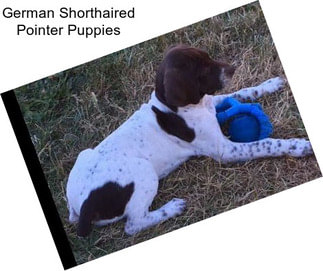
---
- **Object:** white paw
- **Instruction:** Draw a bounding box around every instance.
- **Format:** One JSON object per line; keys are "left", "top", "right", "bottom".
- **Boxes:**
{"left": 261, "top": 77, "right": 285, "bottom": 93}
{"left": 288, "top": 139, "right": 313, "bottom": 157}
{"left": 162, "top": 198, "right": 187, "bottom": 217}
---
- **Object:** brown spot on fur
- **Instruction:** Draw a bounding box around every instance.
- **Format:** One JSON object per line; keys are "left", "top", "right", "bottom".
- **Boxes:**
{"left": 152, "top": 105, "right": 195, "bottom": 142}
{"left": 77, "top": 182, "right": 134, "bottom": 237}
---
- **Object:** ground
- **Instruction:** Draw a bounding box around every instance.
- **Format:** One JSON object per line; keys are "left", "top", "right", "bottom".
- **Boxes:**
{"left": 14, "top": 2, "right": 321, "bottom": 265}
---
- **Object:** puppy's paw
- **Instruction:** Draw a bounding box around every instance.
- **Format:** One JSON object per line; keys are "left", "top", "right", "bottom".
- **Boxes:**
{"left": 288, "top": 139, "right": 313, "bottom": 157}
{"left": 162, "top": 198, "right": 187, "bottom": 217}
{"left": 261, "top": 77, "right": 286, "bottom": 93}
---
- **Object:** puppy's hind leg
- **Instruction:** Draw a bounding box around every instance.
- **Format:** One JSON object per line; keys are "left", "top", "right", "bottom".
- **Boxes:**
{"left": 125, "top": 198, "right": 186, "bottom": 235}
{"left": 123, "top": 162, "right": 186, "bottom": 235}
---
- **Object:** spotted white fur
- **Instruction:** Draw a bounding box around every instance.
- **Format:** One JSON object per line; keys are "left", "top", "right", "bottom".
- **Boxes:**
{"left": 66, "top": 77, "right": 312, "bottom": 235}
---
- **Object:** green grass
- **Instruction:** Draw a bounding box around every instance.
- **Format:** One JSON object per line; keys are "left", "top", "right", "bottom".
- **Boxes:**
{"left": 14, "top": 2, "right": 321, "bottom": 265}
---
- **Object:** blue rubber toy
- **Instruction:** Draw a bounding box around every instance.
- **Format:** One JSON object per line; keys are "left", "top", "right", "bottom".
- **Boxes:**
{"left": 216, "top": 97, "right": 273, "bottom": 142}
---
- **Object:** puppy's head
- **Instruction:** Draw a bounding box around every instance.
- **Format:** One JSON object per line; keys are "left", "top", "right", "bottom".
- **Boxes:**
{"left": 155, "top": 45, "right": 235, "bottom": 110}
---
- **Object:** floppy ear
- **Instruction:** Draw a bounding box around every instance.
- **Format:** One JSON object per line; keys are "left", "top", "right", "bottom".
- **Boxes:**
{"left": 163, "top": 68, "right": 200, "bottom": 107}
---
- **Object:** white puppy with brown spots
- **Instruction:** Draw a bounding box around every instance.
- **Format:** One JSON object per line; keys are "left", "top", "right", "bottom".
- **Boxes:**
{"left": 66, "top": 45, "right": 312, "bottom": 237}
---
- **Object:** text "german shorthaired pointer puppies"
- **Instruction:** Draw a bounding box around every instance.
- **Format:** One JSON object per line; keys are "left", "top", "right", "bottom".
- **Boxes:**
{"left": 66, "top": 45, "right": 312, "bottom": 237}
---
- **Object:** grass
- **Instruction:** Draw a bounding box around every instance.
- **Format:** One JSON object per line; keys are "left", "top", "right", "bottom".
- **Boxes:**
{"left": 14, "top": 1, "right": 321, "bottom": 265}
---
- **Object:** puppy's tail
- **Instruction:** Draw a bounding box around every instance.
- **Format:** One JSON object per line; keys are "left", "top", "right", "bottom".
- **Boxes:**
{"left": 77, "top": 201, "right": 92, "bottom": 237}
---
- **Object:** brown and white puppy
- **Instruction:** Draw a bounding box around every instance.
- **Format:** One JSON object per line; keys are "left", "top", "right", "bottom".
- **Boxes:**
{"left": 66, "top": 45, "right": 312, "bottom": 237}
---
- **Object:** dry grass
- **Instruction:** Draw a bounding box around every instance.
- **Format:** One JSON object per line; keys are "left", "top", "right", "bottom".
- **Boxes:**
{"left": 14, "top": 2, "right": 321, "bottom": 265}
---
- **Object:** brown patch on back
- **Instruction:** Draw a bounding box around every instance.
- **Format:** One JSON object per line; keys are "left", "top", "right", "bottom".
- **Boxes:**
{"left": 152, "top": 105, "right": 195, "bottom": 142}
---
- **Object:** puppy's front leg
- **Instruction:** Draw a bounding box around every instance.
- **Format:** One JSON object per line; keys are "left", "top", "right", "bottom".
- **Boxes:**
{"left": 230, "top": 77, "right": 285, "bottom": 102}
{"left": 218, "top": 137, "right": 313, "bottom": 163}
{"left": 213, "top": 77, "right": 285, "bottom": 106}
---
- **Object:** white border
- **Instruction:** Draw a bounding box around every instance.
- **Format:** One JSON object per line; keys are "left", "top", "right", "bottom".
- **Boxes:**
{"left": 0, "top": 0, "right": 322, "bottom": 270}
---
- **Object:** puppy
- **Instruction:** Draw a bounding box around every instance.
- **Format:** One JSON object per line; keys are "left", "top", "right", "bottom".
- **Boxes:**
{"left": 66, "top": 45, "right": 312, "bottom": 237}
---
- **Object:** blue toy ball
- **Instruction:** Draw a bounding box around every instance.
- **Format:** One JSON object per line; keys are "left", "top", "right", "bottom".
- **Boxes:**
{"left": 216, "top": 97, "right": 273, "bottom": 142}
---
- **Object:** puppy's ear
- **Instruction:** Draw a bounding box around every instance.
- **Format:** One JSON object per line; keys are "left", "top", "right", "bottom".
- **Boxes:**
{"left": 163, "top": 68, "right": 200, "bottom": 107}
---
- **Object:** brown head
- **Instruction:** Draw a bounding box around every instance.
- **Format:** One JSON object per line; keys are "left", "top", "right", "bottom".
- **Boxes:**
{"left": 155, "top": 45, "right": 235, "bottom": 111}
